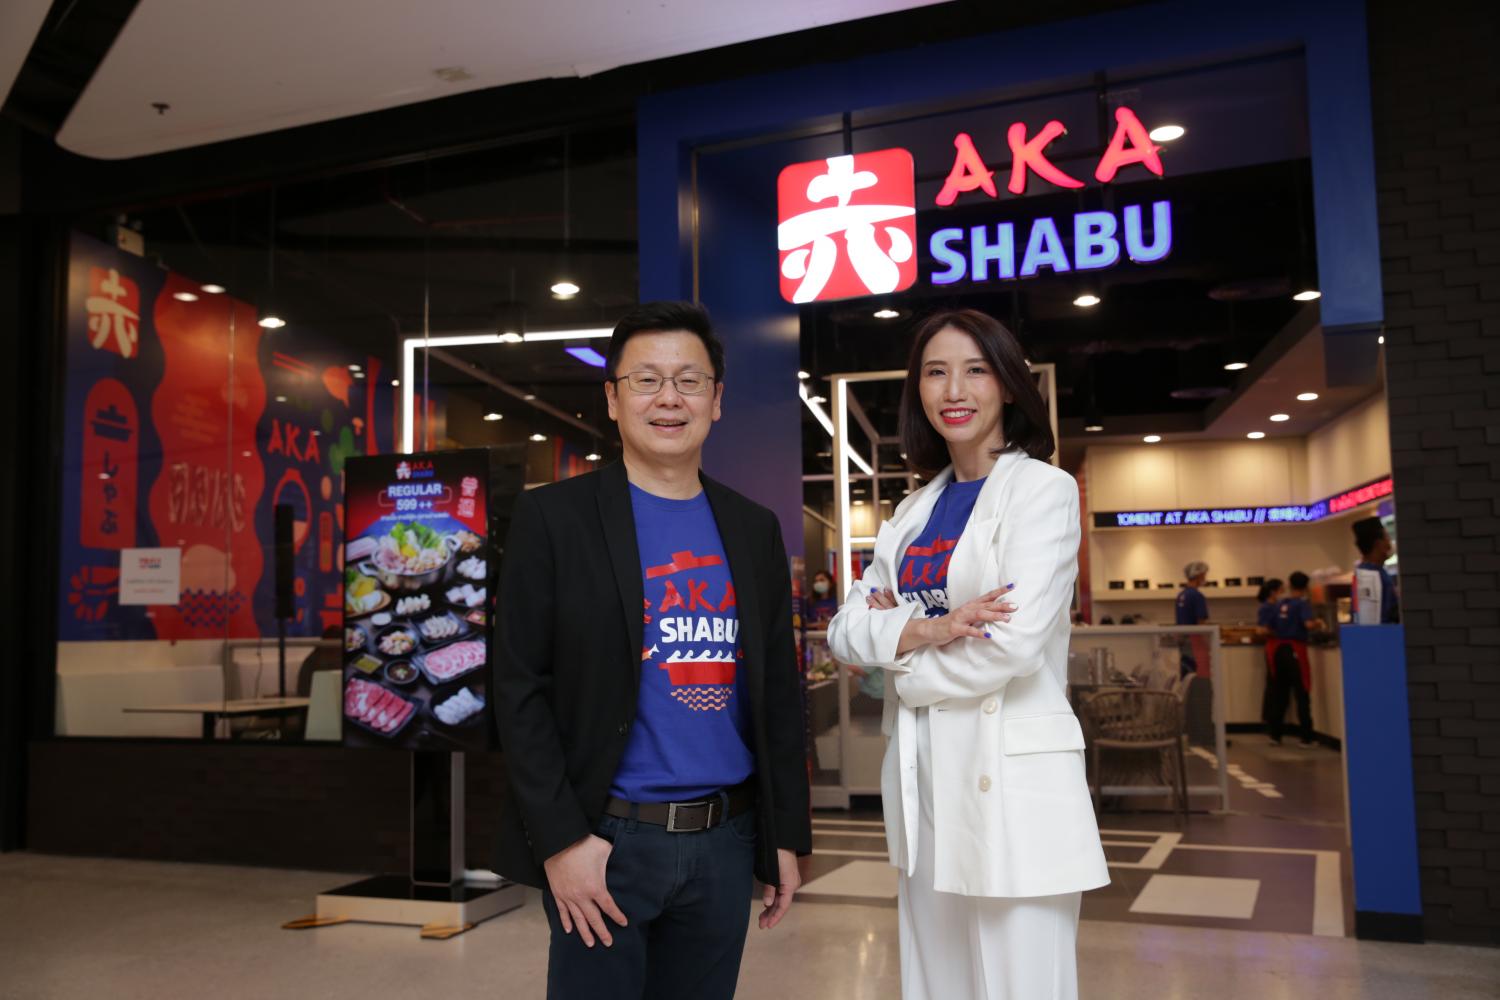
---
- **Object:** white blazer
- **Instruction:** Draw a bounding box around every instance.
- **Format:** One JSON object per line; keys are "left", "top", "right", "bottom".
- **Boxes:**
{"left": 828, "top": 448, "right": 1109, "bottom": 898}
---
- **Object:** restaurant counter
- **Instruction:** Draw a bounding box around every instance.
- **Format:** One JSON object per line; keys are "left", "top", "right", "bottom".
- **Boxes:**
{"left": 1220, "top": 642, "right": 1345, "bottom": 742}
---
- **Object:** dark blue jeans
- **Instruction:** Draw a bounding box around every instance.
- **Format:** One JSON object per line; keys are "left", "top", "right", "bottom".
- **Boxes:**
{"left": 543, "top": 808, "right": 757, "bottom": 1000}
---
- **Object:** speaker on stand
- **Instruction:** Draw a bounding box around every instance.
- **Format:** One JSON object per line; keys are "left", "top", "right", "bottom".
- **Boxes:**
{"left": 274, "top": 503, "right": 294, "bottom": 697}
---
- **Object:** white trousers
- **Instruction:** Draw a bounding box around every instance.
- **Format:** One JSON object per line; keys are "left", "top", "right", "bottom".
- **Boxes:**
{"left": 897, "top": 709, "right": 1082, "bottom": 1000}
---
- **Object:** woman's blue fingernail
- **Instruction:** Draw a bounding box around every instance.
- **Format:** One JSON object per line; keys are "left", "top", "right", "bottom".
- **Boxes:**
{"left": 1006, "top": 582, "right": 1016, "bottom": 590}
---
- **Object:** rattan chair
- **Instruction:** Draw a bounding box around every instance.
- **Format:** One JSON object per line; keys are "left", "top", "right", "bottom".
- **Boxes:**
{"left": 1079, "top": 689, "right": 1189, "bottom": 822}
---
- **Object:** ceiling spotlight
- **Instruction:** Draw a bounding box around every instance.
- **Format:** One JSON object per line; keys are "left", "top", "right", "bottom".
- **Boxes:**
{"left": 1247, "top": 431, "right": 1266, "bottom": 440}
{"left": 200, "top": 284, "right": 226, "bottom": 295}
{"left": 1084, "top": 422, "right": 1104, "bottom": 433}
{"left": 1297, "top": 392, "right": 1320, "bottom": 402}
{"left": 529, "top": 433, "right": 547, "bottom": 442}
{"left": 348, "top": 364, "right": 362, "bottom": 372}
{"left": 483, "top": 412, "right": 503, "bottom": 422}
{"left": 1143, "top": 435, "right": 1162, "bottom": 443}
{"left": 1269, "top": 413, "right": 1290, "bottom": 422}
{"left": 1378, "top": 335, "right": 1385, "bottom": 345}
{"left": 1148, "top": 124, "right": 1186, "bottom": 142}
{"left": 173, "top": 291, "right": 199, "bottom": 302}
{"left": 585, "top": 452, "right": 602, "bottom": 462}
{"left": 550, "top": 281, "right": 580, "bottom": 299}
{"left": 873, "top": 308, "right": 900, "bottom": 319}
{"left": 274, "top": 395, "right": 287, "bottom": 403}
{"left": 258, "top": 315, "right": 286, "bottom": 329}
{"left": 498, "top": 331, "right": 524, "bottom": 344}
{"left": 352, "top": 371, "right": 365, "bottom": 379}
{"left": 852, "top": 500, "right": 865, "bottom": 506}
{"left": 390, "top": 379, "right": 400, "bottom": 387}
{"left": 797, "top": 370, "right": 810, "bottom": 380}
{"left": 1224, "top": 362, "right": 1248, "bottom": 371}
{"left": 523, "top": 393, "right": 537, "bottom": 401}
{"left": 1073, "top": 294, "right": 1101, "bottom": 308}
{"left": 880, "top": 498, "right": 892, "bottom": 505}
{"left": 1292, "top": 289, "right": 1322, "bottom": 302}
{"left": 808, "top": 395, "right": 827, "bottom": 405}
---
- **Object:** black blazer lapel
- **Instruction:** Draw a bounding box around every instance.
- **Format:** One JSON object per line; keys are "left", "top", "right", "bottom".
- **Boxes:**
{"left": 702, "top": 474, "right": 765, "bottom": 719}
{"left": 597, "top": 462, "right": 646, "bottom": 689}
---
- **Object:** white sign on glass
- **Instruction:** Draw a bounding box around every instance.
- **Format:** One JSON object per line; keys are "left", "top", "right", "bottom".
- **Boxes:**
{"left": 119, "top": 547, "right": 182, "bottom": 606}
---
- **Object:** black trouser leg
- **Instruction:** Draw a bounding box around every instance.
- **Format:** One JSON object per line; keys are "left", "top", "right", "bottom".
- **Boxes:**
{"left": 1291, "top": 672, "right": 1314, "bottom": 743}
{"left": 1267, "top": 657, "right": 1293, "bottom": 742}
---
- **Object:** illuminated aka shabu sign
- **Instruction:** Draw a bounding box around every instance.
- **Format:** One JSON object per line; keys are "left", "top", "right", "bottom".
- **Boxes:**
{"left": 775, "top": 106, "right": 1173, "bottom": 302}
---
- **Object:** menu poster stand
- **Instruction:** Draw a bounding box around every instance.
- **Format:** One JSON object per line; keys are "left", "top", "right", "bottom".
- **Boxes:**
{"left": 288, "top": 447, "right": 531, "bottom": 938}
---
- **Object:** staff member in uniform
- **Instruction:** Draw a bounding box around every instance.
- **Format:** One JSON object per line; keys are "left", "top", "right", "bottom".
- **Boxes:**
{"left": 828, "top": 308, "right": 1108, "bottom": 1000}
{"left": 1254, "top": 579, "right": 1284, "bottom": 726}
{"left": 494, "top": 301, "right": 810, "bottom": 1000}
{"left": 1352, "top": 517, "right": 1400, "bottom": 623}
{"left": 1176, "top": 561, "right": 1211, "bottom": 677}
{"left": 1266, "top": 571, "right": 1326, "bottom": 748}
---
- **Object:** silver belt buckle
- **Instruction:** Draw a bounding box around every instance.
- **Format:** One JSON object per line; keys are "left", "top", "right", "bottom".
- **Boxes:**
{"left": 666, "top": 799, "right": 715, "bottom": 833}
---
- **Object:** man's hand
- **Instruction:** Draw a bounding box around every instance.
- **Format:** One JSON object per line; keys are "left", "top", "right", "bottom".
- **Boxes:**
{"left": 543, "top": 834, "right": 628, "bottom": 948}
{"left": 759, "top": 848, "right": 800, "bottom": 930}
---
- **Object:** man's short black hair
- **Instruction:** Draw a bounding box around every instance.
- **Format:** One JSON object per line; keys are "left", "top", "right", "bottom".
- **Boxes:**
{"left": 1289, "top": 571, "right": 1310, "bottom": 591}
{"left": 605, "top": 301, "right": 725, "bottom": 382}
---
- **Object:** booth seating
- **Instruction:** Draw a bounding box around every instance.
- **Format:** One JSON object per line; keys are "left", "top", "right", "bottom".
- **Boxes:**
{"left": 1080, "top": 689, "right": 1190, "bottom": 823}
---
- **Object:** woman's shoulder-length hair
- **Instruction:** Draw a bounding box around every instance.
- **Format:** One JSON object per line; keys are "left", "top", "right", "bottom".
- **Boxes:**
{"left": 898, "top": 308, "right": 1055, "bottom": 475}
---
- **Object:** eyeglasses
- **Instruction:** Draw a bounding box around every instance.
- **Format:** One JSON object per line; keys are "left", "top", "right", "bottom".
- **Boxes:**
{"left": 609, "top": 371, "right": 714, "bottom": 395}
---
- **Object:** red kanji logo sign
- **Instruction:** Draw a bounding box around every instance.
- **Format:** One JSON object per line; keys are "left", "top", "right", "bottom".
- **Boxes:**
{"left": 777, "top": 149, "right": 917, "bottom": 304}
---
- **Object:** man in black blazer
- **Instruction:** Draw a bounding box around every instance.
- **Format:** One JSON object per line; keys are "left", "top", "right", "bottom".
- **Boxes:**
{"left": 494, "top": 301, "right": 810, "bottom": 1000}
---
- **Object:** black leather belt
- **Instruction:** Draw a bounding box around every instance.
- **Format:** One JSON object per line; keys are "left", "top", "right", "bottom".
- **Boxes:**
{"left": 603, "top": 781, "right": 756, "bottom": 833}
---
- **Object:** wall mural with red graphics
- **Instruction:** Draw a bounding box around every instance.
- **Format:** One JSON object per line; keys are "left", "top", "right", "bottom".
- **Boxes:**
{"left": 58, "top": 231, "right": 402, "bottom": 641}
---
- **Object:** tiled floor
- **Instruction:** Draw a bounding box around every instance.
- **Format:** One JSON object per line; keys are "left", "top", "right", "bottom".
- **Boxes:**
{"left": 2, "top": 851, "right": 1498, "bottom": 1000}
{"left": 802, "top": 734, "right": 1355, "bottom": 937}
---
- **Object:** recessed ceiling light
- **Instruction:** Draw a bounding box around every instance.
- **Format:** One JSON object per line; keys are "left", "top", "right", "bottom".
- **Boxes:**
{"left": 529, "top": 433, "right": 547, "bottom": 442}
{"left": 200, "top": 284, "right": 226, "bottom": 294}
{"left": 585, "top": 453, "right": 601, "bottom": 462}
{"left": 797, "top": 370, "right": 810, "bottom": 380}
{"left": 173, "top": 291, "right": 198, "bottom": 302}
{"left": 1143, "top": 435, "right": 1161, "bottom": 443}
{"left": 258, "top": 315, "right": 286, "bottom": 329}
{"left": 808, "top": 395, "right": 826, "bottom": 404}
{"left": 1247, "top": 431, "right": 1266, "bottom": 440}
{"left": 1149, "top": 124, "right": 1186, "bottom": 142}
{"left": 550, "top": 281, "right": 580, "bottom": 299}
{"left": 274, "top": 395, "right": 287, "bottom": 403}
{"left": 873, "top": 308, "right": 900, "bottom": 319}
{"left": 352, "top": 371, "right": 365, "bottom": 379}
{"left": 483, "top": 412, "right": 503, "bottom": 422}
{"left": 1297, "top": 392, "right": 1319, "bottom": 402}
{"left": 1073, "top": 294, "right": 1101, "bottom": 308}
{"left": 1293, "top": 289, "right": 1322, "bottom": 302}
{"left": 1084, "top": 423, "right": 1104, "bottom": 433}
{"left": 852, "top": 500, "right": 865, "bottom": 506}
{"left": 1378, "top": 335, "right": 1385, "bottom": 345}
{"left": 390, "top": 379, "right": 400, "bottom": 387}
{"left": 1269, "top": 413, "right": 1290, "bottom": 422}
{"left": 498, "top": 331, "right": 523, "bottom": 344}
{"left": 523, "top": 393, "right": 537, "bottom": 401}
{"left": 880, "top": 498, "right": 892, "bottom": 504}
{"left": 1224, "top": 362, "right": 1248, "bottom": 371}
{"left": 348, "top": 364, "right": 361, "bottom": 371}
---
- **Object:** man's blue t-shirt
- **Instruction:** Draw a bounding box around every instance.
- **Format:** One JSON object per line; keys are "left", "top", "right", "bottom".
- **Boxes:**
{"left": 897, "top": 478, "right": 985, "bottom": 618}
{"left": 610, "top": 484, "right": 754, "bottom": 802}
{"left": 1272, "top": 596, "right": 1315, "bottom": 641}
{"left": 1176, "top": 586, "right": 1209, "bottom": 625}
{"left": 1356, "top": 561, "right": 1400, "bottom": 624}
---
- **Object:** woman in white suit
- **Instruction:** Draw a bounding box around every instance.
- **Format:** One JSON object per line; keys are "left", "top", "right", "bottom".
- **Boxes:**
{"left": 828, "top": 309, "right": 1108, "bottom": 1000}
